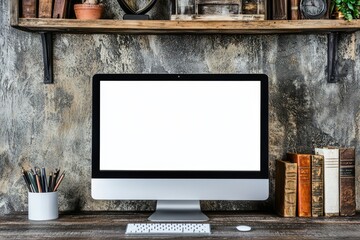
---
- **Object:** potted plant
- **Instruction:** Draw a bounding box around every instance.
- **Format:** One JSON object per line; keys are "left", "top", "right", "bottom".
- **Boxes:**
{"left": 74, "top": 0, "right": 104, "bottom": 20}
{"left": 332, "top": 0, "right": 360, "bottom": 20}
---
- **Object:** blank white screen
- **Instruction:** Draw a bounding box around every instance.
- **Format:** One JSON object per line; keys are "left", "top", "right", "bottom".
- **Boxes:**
{"left": 100, "top": 81, "right": 261, "bottom": 171}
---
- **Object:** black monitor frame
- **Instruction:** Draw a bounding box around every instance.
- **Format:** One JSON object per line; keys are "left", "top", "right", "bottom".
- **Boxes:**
{"left": 92, "top": 74, "right": 268, "bottom": 179}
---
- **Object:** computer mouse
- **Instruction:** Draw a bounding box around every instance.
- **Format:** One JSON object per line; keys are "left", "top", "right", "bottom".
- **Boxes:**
{"left": 236, "top": 225, "right": 252, "bottom": 232}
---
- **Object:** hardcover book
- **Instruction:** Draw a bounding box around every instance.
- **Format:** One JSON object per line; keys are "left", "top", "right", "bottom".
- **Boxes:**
{"left": 339, "top": 147, "right": 356, "bottom": 216}
{"left": 275, "top": 160, "right": 297, "bottom": 217}
{"left": 39, "top": 0, "right": 53, "bottom": 18}
{"left": 272, "top": 0, "right": 287, "bottom": 19}
{"left": 289, "top": 0, "right": 299, "bottom": 20}
{"left": 22, "top": 0, "right": 37, "bottom": 18}
{"left": 311, "top": 155, "right": 324, "bottom": 217}
{"left": 53, "top": 0, "right": 69, "bottom": 18}
{"left": 287, "top": 153, "right": 311, "bottom": 217}
{"left": 325, "top": 0, "right": 331, "bottom": 19}
{"left": 315, "top": 147, "right": 339, "bottom": 216}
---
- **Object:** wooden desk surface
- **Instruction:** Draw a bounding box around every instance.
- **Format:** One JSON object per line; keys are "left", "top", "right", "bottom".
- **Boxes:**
{"left": 0, "top": 211, "right": 359, "bottom": 239}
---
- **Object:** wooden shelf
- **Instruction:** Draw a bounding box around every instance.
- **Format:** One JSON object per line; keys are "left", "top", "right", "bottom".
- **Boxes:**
{"left": 14, "top": 18, "right": 360, "bottom": 35}
{"left": 11, "top": 0, "right": 360, "bottom": 84}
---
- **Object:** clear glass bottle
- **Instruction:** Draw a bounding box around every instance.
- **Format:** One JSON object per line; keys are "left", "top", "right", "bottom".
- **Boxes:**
{"left": 176, "top": 0, "right": 195, "bottom": 17}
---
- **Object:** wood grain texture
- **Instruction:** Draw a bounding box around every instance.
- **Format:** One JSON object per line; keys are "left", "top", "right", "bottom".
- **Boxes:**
{"left": 0, "top": 212, "right": 360, "bottom": 239}
{"left": 14, "top": 19, "right": 360, "bottom": 34}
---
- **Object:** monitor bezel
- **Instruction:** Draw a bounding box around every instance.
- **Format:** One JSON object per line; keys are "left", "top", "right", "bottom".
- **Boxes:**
{"left": 92, "top": 74, "right": 268, "bottom": 179}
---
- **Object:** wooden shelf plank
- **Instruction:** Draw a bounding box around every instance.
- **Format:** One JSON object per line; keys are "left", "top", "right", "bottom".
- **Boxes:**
{"left": 15, "top": 18, "right": 360, "bottom": 34}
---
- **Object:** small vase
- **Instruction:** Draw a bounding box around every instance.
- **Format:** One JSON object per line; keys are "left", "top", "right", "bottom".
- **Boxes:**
{"left": 331, "top": 7, "right": 344, "bottom": 19}
{"left": 74, "top": 3, "right": 104, "bottom": 20}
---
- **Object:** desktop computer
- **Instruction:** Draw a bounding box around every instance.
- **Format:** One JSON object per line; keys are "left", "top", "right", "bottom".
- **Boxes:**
{"left": 91, "top": 74, "right": 269, "bottom": 224}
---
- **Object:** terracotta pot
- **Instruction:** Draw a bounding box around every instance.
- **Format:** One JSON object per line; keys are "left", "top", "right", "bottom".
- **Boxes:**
{"left": 74, "top": 4, "right": 104, "bottom": 20}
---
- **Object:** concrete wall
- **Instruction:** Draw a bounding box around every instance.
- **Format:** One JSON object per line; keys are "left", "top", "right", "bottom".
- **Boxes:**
{"left": 0, "top": 0, "right": 359, "bottom": 214}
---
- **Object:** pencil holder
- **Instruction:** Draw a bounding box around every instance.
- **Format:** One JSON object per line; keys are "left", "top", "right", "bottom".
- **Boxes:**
{"left": 28, "top": 192, "right": 58, "bottom": 220}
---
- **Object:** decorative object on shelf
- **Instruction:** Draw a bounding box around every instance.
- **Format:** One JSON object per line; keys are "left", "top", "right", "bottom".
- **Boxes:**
{"left": 242, "top": 0, "right": 266, "bottom": 19}
{"left": 174, "top": 0, "right": 195, "bottom": 19}
{"left": 22, "top": 0, "right": 37, "bottom": 18}
{"left": 300, "top": 0, "right": 327, "bottom": 19}
{"left": 332, "top": 7, "right": 345, "bottom": 19}
{"left": 331, "top": 0, "right": 360, "bottom": 20}
{"left": 117, "top": 0, "right": 158, "bottom": 20}
{"left": 74, "top": 0, "right": 104, "bottom": 20}
{"left": 171, "top": 0, "right": 266, "bottom": 20}
{"left": 196, "top": 0, "right": 241, "bottom": 19}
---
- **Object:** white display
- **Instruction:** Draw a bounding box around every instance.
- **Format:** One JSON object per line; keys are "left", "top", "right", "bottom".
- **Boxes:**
{"left": 100, "top": 81, "right": 261, "bottom": 171}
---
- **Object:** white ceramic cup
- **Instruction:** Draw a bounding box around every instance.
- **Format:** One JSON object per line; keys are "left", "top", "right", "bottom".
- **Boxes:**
{"left": 28, "top": 191, "right": 58, "bottom": 220}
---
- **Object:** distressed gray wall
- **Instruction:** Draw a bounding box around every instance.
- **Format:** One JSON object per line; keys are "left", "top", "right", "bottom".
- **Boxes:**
{"left": 1, "top": 0, "right": 359, "bottom": 214}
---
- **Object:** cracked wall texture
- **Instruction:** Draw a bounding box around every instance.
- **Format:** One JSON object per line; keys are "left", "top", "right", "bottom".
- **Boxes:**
{"left": 1, "top": 0, "right": 359, "bottom": 214}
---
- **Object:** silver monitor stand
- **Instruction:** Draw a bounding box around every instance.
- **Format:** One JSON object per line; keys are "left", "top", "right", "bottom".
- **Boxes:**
{"left": 148, "top": 200, "right": 209, "bottom": 222}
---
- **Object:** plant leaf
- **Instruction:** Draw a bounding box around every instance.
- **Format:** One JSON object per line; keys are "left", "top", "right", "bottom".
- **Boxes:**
{"left": 346, "top": 13, "right": 353, "bottom": 20}
{"left": 347, "top": 3, "right": 354, "bottom": 10}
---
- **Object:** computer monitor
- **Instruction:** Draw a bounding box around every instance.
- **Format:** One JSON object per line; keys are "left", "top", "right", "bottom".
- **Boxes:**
{"left": 92, "top": 74, "right": 269, "bottom": 222}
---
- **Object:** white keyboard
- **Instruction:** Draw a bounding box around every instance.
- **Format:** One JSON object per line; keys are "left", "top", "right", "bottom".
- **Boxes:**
{"left": 125, "top": 223, "right": 211, "bottom": 235}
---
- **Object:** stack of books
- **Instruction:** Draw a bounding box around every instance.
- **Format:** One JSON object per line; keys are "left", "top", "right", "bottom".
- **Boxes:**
{"left": 22, "top": 0, "right": 71, "bottom": 19}
{"left": 275, "top": 147, "right": 356, "bottom": 217}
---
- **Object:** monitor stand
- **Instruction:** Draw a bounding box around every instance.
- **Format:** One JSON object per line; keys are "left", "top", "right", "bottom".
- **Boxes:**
{"left": 148, "top": 200, "right": 209, "bottom": 222}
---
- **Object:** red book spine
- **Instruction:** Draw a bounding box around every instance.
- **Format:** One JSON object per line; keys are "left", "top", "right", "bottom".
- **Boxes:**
{"left": 287, "top": 153, "right": 311, "bottom": 217}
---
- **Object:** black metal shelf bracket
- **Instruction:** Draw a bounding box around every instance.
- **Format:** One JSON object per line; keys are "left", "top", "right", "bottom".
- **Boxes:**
{"left": 40, "top": 32, "right": 53, "bottom": 84}
{"left": 37, "top": 30, "right": 343, "bottom": 84}
{"left": 327, "top": 32, "right": 339, "bottom": 83}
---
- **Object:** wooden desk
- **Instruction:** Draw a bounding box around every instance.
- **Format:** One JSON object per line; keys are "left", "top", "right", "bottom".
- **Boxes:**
{"left": 1, "top": 212, "right": 359, "bottom": 239}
